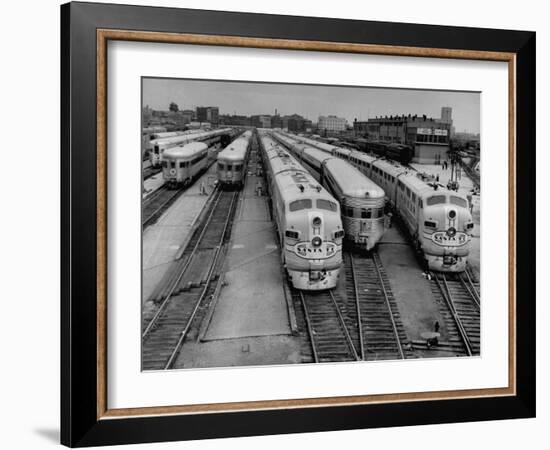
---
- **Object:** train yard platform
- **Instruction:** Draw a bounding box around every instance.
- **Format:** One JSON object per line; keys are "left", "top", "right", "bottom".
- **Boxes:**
{"left": 174, "top": 146, "right": 301, "bottom": 369}
{"left": 142, "top": 161, "right": 164, "bottom": 195}
{"left": 377, "top": 225, "right": 451, "bottom": 348}
{"left": 142, "top": 165, "right": 218, "bottom": 309}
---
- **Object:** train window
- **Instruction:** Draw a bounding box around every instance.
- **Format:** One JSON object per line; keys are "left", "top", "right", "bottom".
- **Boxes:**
{"left": 234, "top": 164, "right": 242, "bottom": 172}
{"left": 162, "top": 161, "right": 168, "bottom": 168}
{"left": 418, "top": 198, "right": 423, "bottom": 208}
{"left": 366, "top": 163, "right": 371, "bottom": 169}
{"left": 411, "top": 193, "right": 417, "bottom": 203}
{"left": 225, "top": 164, "right": 232, "bottom": 171}
{"left": 289, "top": 199, "right": 312, "bottom": 211}
{"left": 317, "top": 199, "right": 337, "bottom": 212}
{"left": 170, "top": 161, "right": 176, "bottom": 169}
{"left": 406, "top": 187, "right": 411, "bottom": 197}
{"left": 450, "top": 196, "right": 468, "bottom": 208}
{"left": 179, "top": 162, "right": 185, "bottom": 168}
{"left": 361, "top": 209, "right": 371, "bottom": 219}
{"left": 426, "top": 195, "right": 447, "bottom": 206}
{"left": 217, "top": 162, "right": 224, "bottom": 170}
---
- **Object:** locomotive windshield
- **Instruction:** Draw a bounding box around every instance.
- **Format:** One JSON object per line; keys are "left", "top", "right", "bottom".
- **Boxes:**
{"left": 426, "top": 195, "right": 447, "bottom": 206}
{"left": 450, "top": 196, "right": 468, "bottom": 208}
{"left": 317, "top": 199, "right": 337, "bottom": 212}
{"left": 289, "top": 199, "right": 312, "bottom": 211}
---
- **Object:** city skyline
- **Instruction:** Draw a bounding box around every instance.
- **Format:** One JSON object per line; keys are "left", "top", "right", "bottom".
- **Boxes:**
{"left": 143, "top": 78, "right": 481, "bottom": 134}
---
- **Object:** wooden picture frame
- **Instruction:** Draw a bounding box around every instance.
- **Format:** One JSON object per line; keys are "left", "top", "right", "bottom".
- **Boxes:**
{"left": 61, "top": 1, "right": 535, "bottom": 446}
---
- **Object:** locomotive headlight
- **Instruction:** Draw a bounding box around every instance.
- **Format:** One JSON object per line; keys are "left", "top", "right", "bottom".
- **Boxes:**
{"left": 312, "top": 216, "right": 322, "bottom": 227}
{"left": 447, "top": 227, "right": 457, "bottom": 237}
{"left": 311, "top": 236, "right": 322, "bottom": 247}
{"left": 448, "top": 210, "right": 457, "bottom": 220}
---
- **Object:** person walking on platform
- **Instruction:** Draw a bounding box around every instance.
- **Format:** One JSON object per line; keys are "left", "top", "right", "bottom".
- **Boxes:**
{"left": 200, "top": 181, "right": 207, "bottom": 195}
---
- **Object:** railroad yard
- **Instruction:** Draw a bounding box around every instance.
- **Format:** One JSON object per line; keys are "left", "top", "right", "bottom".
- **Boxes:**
{"left": 141, "top": 126, "right": 481, "bottom": 370}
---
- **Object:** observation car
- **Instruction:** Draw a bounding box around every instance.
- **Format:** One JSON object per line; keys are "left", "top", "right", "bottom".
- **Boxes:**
{"left": 284, "top": 132, "right": 473, "bottom": 272}
{"left": 216, "top": 130, "right": 253, "bottom": 188}
{"left": 272, "top": 132, "right": 386, "bottom": 251}
{"left": 161, "top": 142, "right": 209, "bottom": 187}
{"left": 259, "top": 132, "right": 343, "bottom": 290}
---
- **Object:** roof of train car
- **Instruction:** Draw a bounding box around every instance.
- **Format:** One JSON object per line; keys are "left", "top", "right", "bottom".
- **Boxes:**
{"left": 282, "top": 137, "right": 385, "bottom": 199}
{"left": 217, "top": 134, "right": 252, "bottom": 161}
{"left": 260, "top": 135, "right": 337, "bottom": 206}
{"left": 162, "top": 142, "right": 209, "bottom": 159}
{"left": 152, "top": 128, "right": 231, "bottom": 146}
{"left": 302, "top": 147, "right": 333, "bottom": 165}
{"left": 324, "top": 158, "right": 385, "bottom": 198}
{"left": 287, "top": 133, "right": 466, "bottom": 201}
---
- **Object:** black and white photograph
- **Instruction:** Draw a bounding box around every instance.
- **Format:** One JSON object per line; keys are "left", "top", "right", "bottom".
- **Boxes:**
{"left": 141, "top": 78, "right": 481, "bottom": 370}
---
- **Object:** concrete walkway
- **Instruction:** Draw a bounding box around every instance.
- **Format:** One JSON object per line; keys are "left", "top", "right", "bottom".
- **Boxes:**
{"left": 142, "top": 165, "right": 217, "bottom": 306}
{"left": 203, "top": 166, "right": 291, "bottom": 340}
{"left": 377, "top": 226, "right": 449, "bottom": 342}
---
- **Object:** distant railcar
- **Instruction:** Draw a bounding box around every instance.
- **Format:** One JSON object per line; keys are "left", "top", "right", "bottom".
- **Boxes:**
{"left": 161, "top": 142, "right": 209, "bottom": 187}
{"left": 217, "top": 130, "right": 253, "bottom": 188}
{"left": 149, "top": 128, "right": 232, "bottom": 167}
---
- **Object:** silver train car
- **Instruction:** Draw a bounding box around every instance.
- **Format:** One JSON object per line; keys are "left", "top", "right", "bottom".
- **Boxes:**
{"left": 285, "top": 132, "right": 473, "bottom": 272}
{"left": 259, "top": 132, "right": 343, "bottom": 290}
{"left": 149, "top": 128, "right": 232, "bottom": 167}
{"left": 271, "top": 132, "right": 386, "bottom": 251}
{"left": 161, "top": 142, "right": 209, "bottom": 187}
{"left": 216, "top": 130, "right": 253, "bottom": 188}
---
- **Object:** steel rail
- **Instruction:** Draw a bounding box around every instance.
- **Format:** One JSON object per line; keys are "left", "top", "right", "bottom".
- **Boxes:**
{"left": 348, "top": 254, "right": 365, "bottom": 360}
{"left": 463, "top": 269, "right": 481, "bottom": 307}
{"left": 142, "top": 188, "right": 182, "bottom": 227}
{"left": 298, "top": 292, "right": 319, "bottom": 363}
{"left": 435, "top": 273, "right": 474, "bottom": 356}
{"left": 328, "top": 291, "right": 360, "bottom": 361}
{"left": 163, "top": 190, "right": 239, "bottom": 369}
{"left": 372, "top": 252, "right": 405, "bottom": 359}
{"left": 142, "top": 186, "right": 222, "bottom": 339}
{"left": 458, "top": 273, "right": 480, "bottom": 310}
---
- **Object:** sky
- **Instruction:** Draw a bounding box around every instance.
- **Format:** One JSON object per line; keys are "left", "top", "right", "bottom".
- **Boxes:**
{"left": 143, "top": 77, "right": 480, "bottom": 134}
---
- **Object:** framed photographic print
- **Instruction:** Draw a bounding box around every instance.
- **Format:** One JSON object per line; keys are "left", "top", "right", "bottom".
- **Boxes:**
{"left": 61, "top": 1, "right": 536, "bottom": 447}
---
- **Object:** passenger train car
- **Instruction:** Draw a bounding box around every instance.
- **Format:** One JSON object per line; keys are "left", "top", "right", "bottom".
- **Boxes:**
{"left": 161, "top": 142, "right": 209, "bottom": 187}
{"left": 271, "top": 132, "right": 386, "bottom": 251}
{"left": 284, "top": 132, "right": 473, "bottom": 272}
{"left": 216, "top": 130, "right": 253, "bottom": 188}
{"left": 149, "top": 128, "right": 232, "bottom": 167}
{"left": 148, "top": 130, "right": 203, "bottom": 141}
{"left": 258, "top": 132, "right": 344, "bottom": 290}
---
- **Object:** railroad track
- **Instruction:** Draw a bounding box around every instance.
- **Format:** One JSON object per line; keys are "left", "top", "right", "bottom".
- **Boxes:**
{"left": 296, "top": 289, "right": 359, "bottom": 363}
{"left": 428, "top": 270, "right": 480, "bottom": 356}
{"left": 142, "top": 185, "right": 184, "bottom": 228}
{"left": 141, "top": 188, "right": 240, "bottom": 370}
{"left": 290, "top": 251, "right": 411, "bottom": 363}
{"left": 344, "top": 252, "right": 411, "bottom": 361}
{"left": 143, "top": 165, "right": 162, "bottom": 180}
